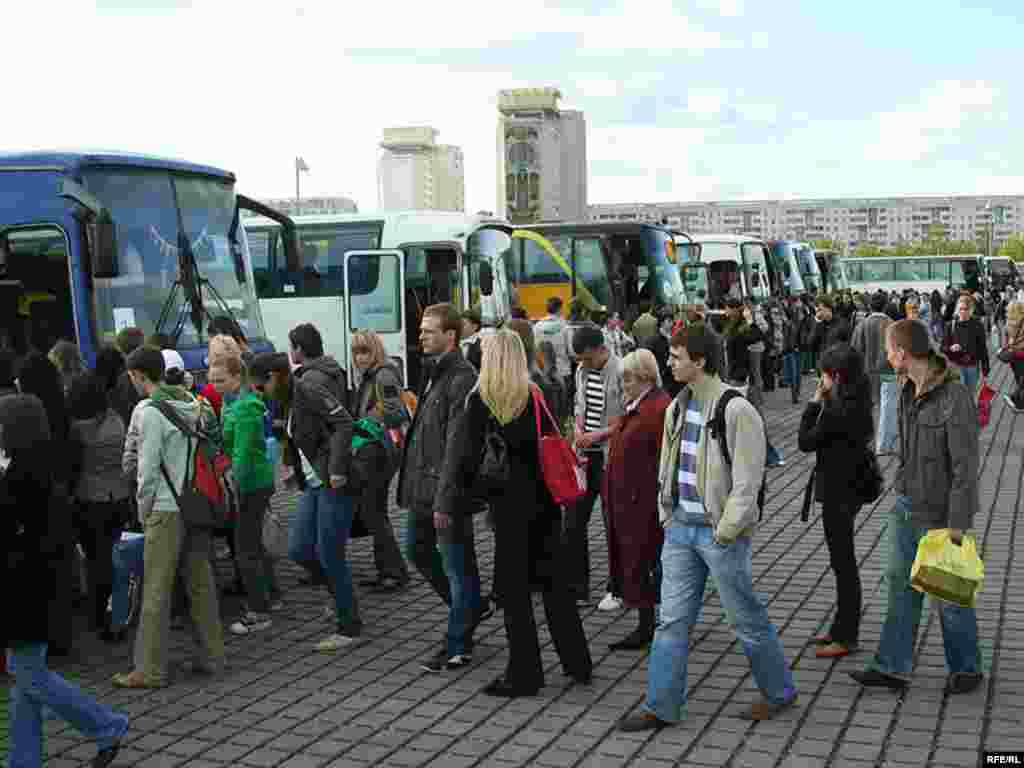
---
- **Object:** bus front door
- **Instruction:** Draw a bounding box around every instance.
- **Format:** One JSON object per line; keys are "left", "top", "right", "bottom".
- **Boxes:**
{"left": 343, "top": 250, "right": 408, "bottom": 389}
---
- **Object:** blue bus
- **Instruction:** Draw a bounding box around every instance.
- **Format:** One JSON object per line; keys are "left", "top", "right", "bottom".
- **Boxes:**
{"left": 0, "top": 151, "right": 291, "bottom": 373}
{"left": 768, "top": 240, "right": 824, "bottom": 295}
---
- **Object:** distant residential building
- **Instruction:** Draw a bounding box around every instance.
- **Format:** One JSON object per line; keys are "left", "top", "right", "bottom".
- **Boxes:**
{"left": 245, "top": 196, "right": 358, "bottom": 218}
{"left": 377, "top": 127, "right": 465, "bottom": 212}
{"left": 497, "top": 87, "right": 587, "bottom": 224}
{"left": 588, "top": 195, "right": 1024, "bottom": 250}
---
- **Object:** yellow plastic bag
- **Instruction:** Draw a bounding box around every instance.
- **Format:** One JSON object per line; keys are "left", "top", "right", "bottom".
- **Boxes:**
{"left": 910, "top": 529, "right": 984, "bottom": 608}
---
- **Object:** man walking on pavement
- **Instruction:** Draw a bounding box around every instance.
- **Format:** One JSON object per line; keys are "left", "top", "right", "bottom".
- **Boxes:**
{"left": 283, "top": 323, "right": 363, "bottom": 652}
{"left": 851, "top": 320, "right": 984, "bottom": 695}
{"left": 618, "top": 325, "right": 797, "bottom": 731}
{"left": 567, "top": 324, "right": 625, "bottom": 610}
{"left": 810, "top": 296, "right": 852, "bottom": 367}
{"left": 851, "top": 291, "right": 898, "bottom": 453}
{"left": 398, "top": 303, "right": 488, "bottom": 672}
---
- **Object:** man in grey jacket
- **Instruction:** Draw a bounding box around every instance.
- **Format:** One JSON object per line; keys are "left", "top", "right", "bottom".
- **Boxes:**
{"left": 851, "top": 320, "right": 984, "bottom": 695}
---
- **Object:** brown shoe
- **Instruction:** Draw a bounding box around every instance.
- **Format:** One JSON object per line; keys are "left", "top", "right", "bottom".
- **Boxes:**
{"left": 111, "top": 670, "right": 165, "bottom": 689}
{"left": 815, "top": 642, "right": 852, "bottom": 659}
{"left": 741, "top": 692, "right": 798, "bottom": 721}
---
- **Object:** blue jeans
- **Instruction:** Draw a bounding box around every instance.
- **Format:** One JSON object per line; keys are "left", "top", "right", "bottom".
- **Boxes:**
{"left": 7, "top": 644, "right": 128, "bottom": 768}
{"left": 781, "top": 351, "right": 800, "bottom": 387}
{"left": 877, "top": 379, "right": 899, "bottom": 453}
{"left": 644, "top": 523, "right": 795, "bottom": 723}
{"left": 289, "top": 486, "right": 361, "bottom": 633}
{"left": 959, "top": 364, "right": 980, "bottom": 395}
{"left": 111, "top": 534, "right": 145, "bottom": 628}
{"left": 407, "top": 509, "right": 483, "bottom": 657}
{"left": 869, "top": 497, "right": 981, "bottom": 680}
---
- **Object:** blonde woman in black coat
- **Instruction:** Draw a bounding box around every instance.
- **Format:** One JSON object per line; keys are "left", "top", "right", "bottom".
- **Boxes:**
{"left": 440, "top": 330, "right": 593, "bottom": 697}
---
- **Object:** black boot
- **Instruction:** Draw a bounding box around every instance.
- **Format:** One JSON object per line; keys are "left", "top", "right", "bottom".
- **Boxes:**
{"left": 609, "top": 606, "right": 655, "bottom": 651}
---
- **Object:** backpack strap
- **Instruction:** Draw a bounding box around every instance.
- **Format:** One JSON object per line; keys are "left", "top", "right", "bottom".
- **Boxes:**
{"left": 708, "top": 389, "right": 744, "bottom": 467}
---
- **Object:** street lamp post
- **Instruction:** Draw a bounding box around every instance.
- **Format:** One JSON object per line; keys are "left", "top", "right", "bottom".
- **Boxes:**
{"left": 295, "top": 156, "right": 310, "bottom": 215}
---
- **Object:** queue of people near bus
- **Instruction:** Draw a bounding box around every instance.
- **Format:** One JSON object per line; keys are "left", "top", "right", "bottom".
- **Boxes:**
{"left": 2, "top": 282, "right": 1004, "bottom": 765}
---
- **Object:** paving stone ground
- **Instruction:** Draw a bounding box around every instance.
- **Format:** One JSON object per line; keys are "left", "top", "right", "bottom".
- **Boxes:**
{"left": 4, "top": 363, "right": 1024, "bottom": 768}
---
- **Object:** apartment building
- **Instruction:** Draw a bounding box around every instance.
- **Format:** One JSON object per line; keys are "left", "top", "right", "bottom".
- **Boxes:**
{"left": 378, "top": 127, "right": 465, "bottom": 212}
{"left": 589, "top": 195, "right": 1023, "bottom": 249}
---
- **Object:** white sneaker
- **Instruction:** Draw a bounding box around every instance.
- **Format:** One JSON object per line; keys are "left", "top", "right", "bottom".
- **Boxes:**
{"left": 315, "top": 633, "right": 356, "bottom": 652}
{"left": 322, "top": 601, "right": 336, "bottom": 621}
{"left": 229, "top": 612, "right": 272, "bottom": 636}
{"left": 598, "top": 593, "right": 623, "bottom": 611}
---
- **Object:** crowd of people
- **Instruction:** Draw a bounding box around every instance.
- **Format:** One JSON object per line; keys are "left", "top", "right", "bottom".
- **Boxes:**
{"left": 2, "top": 275, "right": 1011, "bottom": 764}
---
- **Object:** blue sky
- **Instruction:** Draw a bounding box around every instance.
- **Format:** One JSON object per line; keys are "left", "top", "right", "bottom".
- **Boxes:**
{"left": 7, "top": 1, "right": 1023, "bottom": 211}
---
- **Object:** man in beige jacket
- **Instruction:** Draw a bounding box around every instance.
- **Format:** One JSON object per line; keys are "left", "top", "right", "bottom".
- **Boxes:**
{"left": 619, "top": 324, "right": 797, "bottom": 732}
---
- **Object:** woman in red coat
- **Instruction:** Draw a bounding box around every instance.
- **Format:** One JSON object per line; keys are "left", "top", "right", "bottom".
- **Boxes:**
{"left": 603, "top": 349, "right": 670, "bottom": 651}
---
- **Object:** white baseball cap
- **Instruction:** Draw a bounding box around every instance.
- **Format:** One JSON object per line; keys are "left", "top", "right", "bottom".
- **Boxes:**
{"left": 161, "top": 349, "right": 186, "bottom": 374}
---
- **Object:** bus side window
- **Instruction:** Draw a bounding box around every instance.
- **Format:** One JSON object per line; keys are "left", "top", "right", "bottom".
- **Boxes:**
{"left": 249, "top": 230, "right": 273, "bottom": 298}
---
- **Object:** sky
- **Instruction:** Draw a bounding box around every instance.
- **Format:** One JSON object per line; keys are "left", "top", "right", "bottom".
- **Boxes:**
{"left": 5, "top": 0, "right": 1023, "bottom": 213}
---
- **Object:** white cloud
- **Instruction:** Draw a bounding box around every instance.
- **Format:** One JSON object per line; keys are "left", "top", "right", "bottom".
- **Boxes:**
{"left": 574, "top": 0, "right": 741, "bottom": 56}
{"left": 695, "top": 0, "right": 744, "bottom": 16}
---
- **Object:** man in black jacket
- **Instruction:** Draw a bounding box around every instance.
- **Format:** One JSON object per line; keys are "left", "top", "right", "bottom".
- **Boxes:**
{"left": 397, "top": 303, "right": 485, "bottom": 672}
{"left": 284, "top": 323, "right": 361, "bottom": 653}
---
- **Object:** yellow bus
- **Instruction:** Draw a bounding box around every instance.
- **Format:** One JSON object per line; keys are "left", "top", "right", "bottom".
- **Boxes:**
{"left": 507, "top": 221, "right": 688, "bottom": 321}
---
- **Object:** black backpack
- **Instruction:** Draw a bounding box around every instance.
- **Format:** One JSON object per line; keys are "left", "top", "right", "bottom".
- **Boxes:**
{"left": 706, "top": 389, "right": 767, "bottom": 520}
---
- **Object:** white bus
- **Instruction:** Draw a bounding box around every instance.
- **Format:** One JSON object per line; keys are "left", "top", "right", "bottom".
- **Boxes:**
{"left": 984, "top": 256, "right": 1019, "bottom": 292}
{"left": 844, "top": 254, "right": 983, "bottom": 296}
{"left": 244, "top": 211, "right": 513, "bottom": 391}
{"left": 674, "top": 233, "right": 779, "bottom": 310}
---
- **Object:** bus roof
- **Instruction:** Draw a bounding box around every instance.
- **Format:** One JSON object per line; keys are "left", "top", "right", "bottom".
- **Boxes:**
{"left": 844, "top": 254, "right": 983, "bottom": 261}
{"left": 243, "top": 210, "right": 510, "bottom": 247}
{"left": 522, "top": 221, "right": 671, "bottom": 237}
{"left": 674, "top": 233, "right": 765, "bottom": 245}
{"left": 0, "top": 150, "right": 234, "bottom": 182}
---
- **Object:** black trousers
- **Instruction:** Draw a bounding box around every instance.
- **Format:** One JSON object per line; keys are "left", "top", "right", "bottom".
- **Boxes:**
{"left": 821, "top": 498, "right": 862, "bottom": 645}
{"left": 563, "top": 452, "right": 617, "bottom": 598}
{"left": 493, "top": 501, "right": 592, "bottom": 687}
{"left": 73, "top": 499, "right": 128, "bottom": 631}
{"left": 359, "top": 476, "right": 408, "bottom": 582}
{"left": 1011, "top": 360, "right": 1024, "bottom": 406}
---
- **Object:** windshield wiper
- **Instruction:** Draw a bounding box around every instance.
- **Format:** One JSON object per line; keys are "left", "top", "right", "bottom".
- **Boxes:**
{"left": 155, "top": 229, "right": 235, "bottom": 348}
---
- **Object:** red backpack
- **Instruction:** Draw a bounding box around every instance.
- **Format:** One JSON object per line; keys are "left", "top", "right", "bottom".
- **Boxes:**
{"left": 152, "top": 400, "right": 237, "bottom": 529}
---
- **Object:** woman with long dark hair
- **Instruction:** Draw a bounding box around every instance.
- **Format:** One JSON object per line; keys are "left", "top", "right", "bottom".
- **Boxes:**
{"left": 797, "top": 343, "right": 873, "bottom": 659}
{"left": 440, "top": 330, "right": 592, "bottom": 697}
{"left": 2, "top": 393, "right": 129, "bottom": 768}
{"left": 16, "top": 352, "right": 76, "bottom": 656}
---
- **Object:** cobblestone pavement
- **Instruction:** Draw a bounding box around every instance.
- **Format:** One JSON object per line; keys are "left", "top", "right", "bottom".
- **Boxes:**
{"left": 5, "top": 365, "right": 1024, "bottom": 768}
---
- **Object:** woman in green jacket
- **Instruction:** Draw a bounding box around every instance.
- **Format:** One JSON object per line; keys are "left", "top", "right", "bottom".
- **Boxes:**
{"left": 210, "top": 355, "right": 280, "bottom": 635}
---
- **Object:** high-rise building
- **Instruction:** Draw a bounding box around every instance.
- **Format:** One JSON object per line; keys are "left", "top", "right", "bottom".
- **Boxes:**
{"left": 497, "top": 87, "right": 587, "bottom": 224}
{"left": 378, "top": 127, "right": 465, "bottom": 212}
{"left": 243, "top": 196, "right": 358, "bottom": 218}
{"left": 588, "top": 195, "right": 1024, "bottom": 250}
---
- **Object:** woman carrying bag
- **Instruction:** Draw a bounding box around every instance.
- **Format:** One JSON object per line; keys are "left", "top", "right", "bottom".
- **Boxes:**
{"left": 439, "top": 330, "right": 592, "bottom": 697}
{"left": 797, "top": 343, "right": 873, "bottom": 659}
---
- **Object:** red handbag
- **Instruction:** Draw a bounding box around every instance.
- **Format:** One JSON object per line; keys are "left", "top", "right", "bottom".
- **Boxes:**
{"left": 978, "top": 383, "right": 995, "bottom": 429}
{"left": 531, "top": 386, "right": 587, "bottom": 507}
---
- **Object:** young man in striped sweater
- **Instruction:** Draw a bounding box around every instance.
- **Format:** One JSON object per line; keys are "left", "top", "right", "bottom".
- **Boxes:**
{"left": 567, "top": 324, "right": 624, "bottom": 610}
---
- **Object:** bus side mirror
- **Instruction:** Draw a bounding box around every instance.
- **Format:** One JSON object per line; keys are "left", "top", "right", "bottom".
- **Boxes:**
{"left": 479, "top": 262, "right": 494, "bottom": 297}
{"left": 91, "top": 209, "right": 119, "bottom": 278}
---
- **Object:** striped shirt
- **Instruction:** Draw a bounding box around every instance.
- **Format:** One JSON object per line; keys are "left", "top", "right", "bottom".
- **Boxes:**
{"left": 676, "top": 397, "right": 708, "bottom": 524}
{"left": 583, "top": 368, "right": 606, "bottom": 441}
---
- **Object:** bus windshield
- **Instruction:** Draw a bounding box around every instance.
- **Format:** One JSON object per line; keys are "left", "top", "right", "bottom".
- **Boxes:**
{"left": 793, "top": 244, "right": 822, "bottom": 292}
{"left": 83, "top": 169, "right": 263, "bottom": 346}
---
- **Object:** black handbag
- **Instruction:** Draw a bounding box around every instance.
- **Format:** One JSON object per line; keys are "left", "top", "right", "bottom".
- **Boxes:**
{"left": 855, "top": 448, "right": 884, "bottom": 506}
{"left": 473, "top": 415, "right": 510, "bottom": 498}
